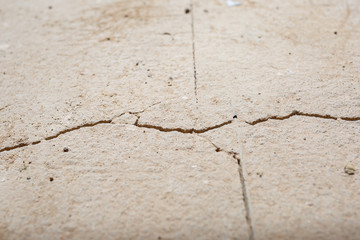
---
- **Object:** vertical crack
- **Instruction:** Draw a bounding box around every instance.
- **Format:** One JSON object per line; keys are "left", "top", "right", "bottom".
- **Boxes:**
{"left": 234, "top": 154, "right": 256, "bottom": 240}
{"left": 232, "top": 104, "right": 256, "bottom": 240}
{"left": 199, "top": 132, "right": 256, "bottom": 240}
{"left": 190, "top": 0, "right": 198, "bottom": 103}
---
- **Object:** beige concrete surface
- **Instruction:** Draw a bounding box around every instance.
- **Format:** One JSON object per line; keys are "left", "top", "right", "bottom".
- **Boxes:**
{"left": 1, "top": 0, "right": 359, "bottom": 239}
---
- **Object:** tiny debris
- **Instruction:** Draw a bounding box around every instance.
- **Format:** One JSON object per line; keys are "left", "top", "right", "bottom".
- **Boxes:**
{"left": 63, "top": 147, "right": 69, "bottom": 152}
{"left": 48, "top": 6, "right": 52, "bottom": 10}
{"left": 334, "top": 31, "right": 338, "bottom": 35}
{"left": 185, "top": 8, "right": 190, "bottom": 14}
{"left": 233, "top": 115, "right": 237, "bottom": 119}
{"left": 49, "top": 177, "right": 54, "bottom": 182}
{"left": 256, "top": 172, "right": 263, "bottom": 178}
{"left": 20, "top": 164, "right": 28, "bottom": 172}
{"left": 26, "top": 177, "right": 31, "bottom": 180}
{"left": 344, "top": 162, "right": 355, "bottom": 175}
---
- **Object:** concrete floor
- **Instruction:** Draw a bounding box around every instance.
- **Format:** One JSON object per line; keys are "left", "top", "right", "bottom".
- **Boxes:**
{"left": 0, "top": 0, "right": 359, "bottom": 239}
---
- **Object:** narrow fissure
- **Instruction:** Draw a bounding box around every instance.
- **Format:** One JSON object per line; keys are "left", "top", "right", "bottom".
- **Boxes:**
{"left": 44, "top": 120, "right": 112, "bottom": 140}
{"left": 232, "top": 111, "right": 256, "bottom": 240}
{"left": 190, "top": 0, "right": 198, "bottom": 103}
{"left": 200, "top": 134, "right": 255, "bottom": 240}
{"left": 134, "top": 117, "right": 232, "bottom": 134}
{"left": 233, "top": 154, "right": 256, "bottom": 240}
{"left": 2, "top": 110, "right": 359, "bottom": 154}
{"left": 247, "top": 110, "right": 360, "bottom": 125}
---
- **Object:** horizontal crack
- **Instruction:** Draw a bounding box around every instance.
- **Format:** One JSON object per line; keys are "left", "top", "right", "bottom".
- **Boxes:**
{"left": 340, "top": 116, "right": 360, "bottom": 121}
{"left": 0, "top": 102, "right": 163, "bottom": 153}
{"left": 134, "top": 118, "right": 233, "bottom": 134}
{"left": 2, "top": 106, "right": 359, "bottom": 153}
{"left": 0, "top": 120, "right": 113, "bottom": 153}
{"left": 246, "top": 110, "right": 360, "bottom": 125}
{"left": 44, "top": 120, "right": 112, "bottom": 141}
{"left": 0, "top": 143, "right": 31, "bottom": 153}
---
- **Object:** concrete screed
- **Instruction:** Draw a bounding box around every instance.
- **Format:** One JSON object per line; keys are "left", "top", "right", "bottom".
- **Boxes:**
{"left": 0, "top": 0, "right": 359, "bottom": 239}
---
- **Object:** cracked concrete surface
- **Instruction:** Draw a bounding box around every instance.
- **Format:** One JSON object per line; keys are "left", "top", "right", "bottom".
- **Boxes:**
{"left": 1, "top": 0, "right": 360, "bottom": 239}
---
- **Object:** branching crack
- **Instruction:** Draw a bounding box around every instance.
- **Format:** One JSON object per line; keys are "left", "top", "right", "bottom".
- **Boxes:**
{"left": 0, "top": 102, "right": 162, "bottom": 154}
{"left": 0, "top": 108, "right": 232, "bottom": 153}
{"left": 2, "top": 107, "right": 359, "bottom": 154}
{"left": 247, "top": 110, "right": 360, "bottom": 125}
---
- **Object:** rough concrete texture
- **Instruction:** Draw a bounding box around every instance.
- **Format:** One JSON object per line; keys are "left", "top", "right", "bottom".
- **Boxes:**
{"left": 0, "top": 0, "right": 359, "bottom": 239}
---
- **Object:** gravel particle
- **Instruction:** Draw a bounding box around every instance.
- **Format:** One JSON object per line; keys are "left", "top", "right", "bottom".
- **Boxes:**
{"left": 344, "top": 162, "right": 355, "bottom": 175}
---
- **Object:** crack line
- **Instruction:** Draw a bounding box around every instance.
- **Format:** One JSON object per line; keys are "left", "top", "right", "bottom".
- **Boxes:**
{"left": 134, "top": 117, "right": 232, "bottom": 134}
{"left": 247, "top": 110, "right": 360, "bottom": 125}
{"left": 199, "top": 133, "right": 255, "bottom": 239}
{"left": 44, "top": 120, "right": 113, "bottom": 141}
{"left": 231, "top": 102, "right": 256, "bottom": 240}
{"left": 0, "top": 102, "right": 161, "bottom": 154}
{"left": 190, "top": 0, "right": 198, "bottom": 103}
{"left": 0, "top": 105, "right": 10, "bottom": 112}
{"left": 2, "top": 107, "right": 359, "bottom": 153}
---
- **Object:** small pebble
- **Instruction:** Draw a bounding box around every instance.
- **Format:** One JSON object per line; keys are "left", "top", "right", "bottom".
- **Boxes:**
{"left": 344, "top": 162, "right": 355, "bottom": 175}
{"left": 63, "top": 147, "right": 69, "bottom": 152}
